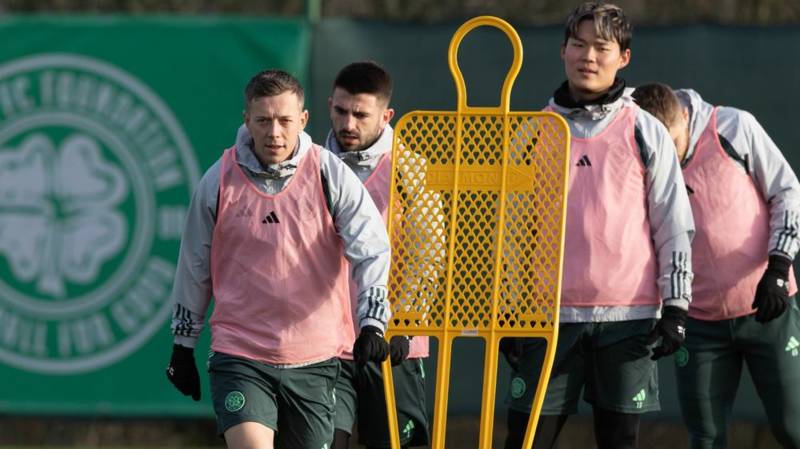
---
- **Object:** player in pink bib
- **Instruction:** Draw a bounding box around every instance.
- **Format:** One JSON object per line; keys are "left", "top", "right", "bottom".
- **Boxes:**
{"left": 503, "top": 4, "right": 695, "bottom": 449}
{"left": 165, "top": 70, "right": 393, "bottom": 449}
{"left": 324, "top": 62, "right": 432, "bottom": 449}
{"left": 634, "top": 83, "right": 800, "bottom": 449}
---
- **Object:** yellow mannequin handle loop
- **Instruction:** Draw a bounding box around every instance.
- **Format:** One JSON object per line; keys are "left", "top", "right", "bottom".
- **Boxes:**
{"left": 447, "top": 15, "right": 523, "bottom": 114}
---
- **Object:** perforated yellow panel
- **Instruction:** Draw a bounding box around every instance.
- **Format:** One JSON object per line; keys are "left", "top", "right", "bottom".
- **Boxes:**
{"left": 389, "top": 112, "right": 569, "bottom": 335}
{"left": 380, "top": 16, "right": 570, "bottom": 449}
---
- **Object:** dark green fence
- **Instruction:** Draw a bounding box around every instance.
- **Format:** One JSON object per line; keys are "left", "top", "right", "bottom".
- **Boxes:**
{"left": 1, "top": 15, "right": 797, "bottom": 419}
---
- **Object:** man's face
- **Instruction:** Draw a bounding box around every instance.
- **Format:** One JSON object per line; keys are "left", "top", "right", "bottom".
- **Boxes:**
{"left": 561, "top": 19, "right": 630, "bottom": 102}
{"left": 244, "top": 91, "right": 308, "bottom": 166}
{"left": 668, "top": 107, "right": 690, "bottom": 163}
{"left": 328, "top": 87, "right": 394, "bottom": 152}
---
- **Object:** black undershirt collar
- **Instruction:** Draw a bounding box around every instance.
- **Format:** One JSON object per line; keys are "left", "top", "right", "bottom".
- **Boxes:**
{"left": 553, "top": 78, "right": 626, "bottom": 109}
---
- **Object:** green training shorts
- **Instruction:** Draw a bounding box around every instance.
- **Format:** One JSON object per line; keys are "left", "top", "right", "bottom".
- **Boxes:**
{"left": 333, "top": 358, "right": 358, "bottom": 434}
{"left": 208, "top": 352, "right": 339, "bottom": 449}
{"left": 333, "top": 357, "right": 429, "bottom": 447}
{"left": 675, "top": 298, "right": 800, "bottom": 448}
{"left": 508, "top": 320, "right": 660, "bottom": 415}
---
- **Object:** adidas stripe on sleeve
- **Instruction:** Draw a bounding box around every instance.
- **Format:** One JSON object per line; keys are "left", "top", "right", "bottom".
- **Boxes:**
{"left": 320, "top": 151, "right": 392, "bottom": 332}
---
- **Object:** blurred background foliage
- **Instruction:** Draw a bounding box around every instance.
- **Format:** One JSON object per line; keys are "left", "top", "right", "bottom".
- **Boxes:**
{"left": 1, "top": 0, "right": 799, "bottom": 24}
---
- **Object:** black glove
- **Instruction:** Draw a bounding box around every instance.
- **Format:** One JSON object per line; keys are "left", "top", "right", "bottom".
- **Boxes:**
{"left": 166, "top": 344, "right": 201, "bottom": 401}
{"left": 752, "top": 255, "right": 792, "bottom": 323}
{"left": 389, "top": 336, "right": 411, "bottom": 366}
{"left": 646, "top": 306, "right": 687, "bottom": 360}
{"left": 353, "top": 325, "right": 390, "bottom": 367}
{"left": 499, "top": 337, "right": 523, "bottom": 371}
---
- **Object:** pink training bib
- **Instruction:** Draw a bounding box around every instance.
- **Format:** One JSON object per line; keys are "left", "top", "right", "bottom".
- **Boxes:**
{"left": 555, "top": 104, "right": 660, "bottom": 307}
{"left": 210, "top": 145, "right": 353, "bottom": 365}
{"left": 341, "top": 153, "right": 430, "bottom": 359}
{"left": 683, "top": 108, "right": 797, "bottom": 320}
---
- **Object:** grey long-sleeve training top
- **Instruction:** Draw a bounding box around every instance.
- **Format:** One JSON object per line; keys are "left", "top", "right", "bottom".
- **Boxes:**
{"left": 169, "top": 128, "right": 392, "bottom": 352}
{"left": 676, "top": 88, "right": 800, "bottom": 260}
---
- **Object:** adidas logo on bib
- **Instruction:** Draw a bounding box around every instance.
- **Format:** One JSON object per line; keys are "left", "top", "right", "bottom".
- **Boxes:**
{"left": 262, "top": 211, "right": 280, "bottom": 224}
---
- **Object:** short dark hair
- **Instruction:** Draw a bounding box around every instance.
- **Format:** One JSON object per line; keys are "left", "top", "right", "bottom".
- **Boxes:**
{"left": 244, "top": 69, "right": 304, "bottom": 107}
{"left": 332, "top": 61, "right": 393, "bottom": 105}
{"left": 564, "top": 2, "right": 632, "bottom": 52}
{"left": 632, "top": 83, "right": 683, "bottom": 127}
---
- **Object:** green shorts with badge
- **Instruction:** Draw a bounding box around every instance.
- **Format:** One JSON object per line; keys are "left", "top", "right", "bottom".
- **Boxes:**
{"left": 508, "top": 320, "right": 660, "bottom": 415}
{"left": 334, "top": 358, "right": 430, "bottom": 448}
{"left": 675, "top": 298, "right": 800, "bottom": 448}
{"left": 208, "top": 352, "right": 340, "bottom": 449}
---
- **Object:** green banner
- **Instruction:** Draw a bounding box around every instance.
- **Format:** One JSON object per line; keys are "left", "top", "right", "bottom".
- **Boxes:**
{"left": 0, "top": 16, "right": 310, "bottom": 415}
